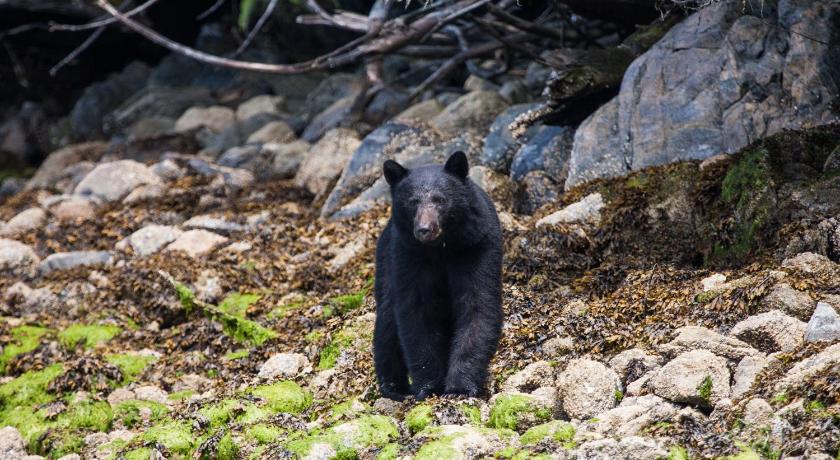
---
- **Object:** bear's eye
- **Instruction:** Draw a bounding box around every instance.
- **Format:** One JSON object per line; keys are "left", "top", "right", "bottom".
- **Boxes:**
{"left": 431, "top": 195, "right": 445, "bottom": 205}
{"left": 408, "top": 198, "right": 421, "bottom": 206}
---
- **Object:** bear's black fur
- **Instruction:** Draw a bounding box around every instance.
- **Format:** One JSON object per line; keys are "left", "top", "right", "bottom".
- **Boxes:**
{"left": 373, "top": 151, "right": 503, "bottom": 400}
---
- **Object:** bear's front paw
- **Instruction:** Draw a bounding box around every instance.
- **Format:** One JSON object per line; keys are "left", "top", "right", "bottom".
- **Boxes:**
{"left": 415, "top": 382, "right": 445, "bottom": 401}
{"left": 444, "top": 384, "right": 480, "bottom": 398}
{"left": 379, "top": 384, "right": 409, "bottom": 401}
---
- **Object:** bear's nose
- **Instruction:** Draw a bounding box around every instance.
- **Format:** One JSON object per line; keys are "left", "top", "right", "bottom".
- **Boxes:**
{"left": 414, "top": 223, "right": 440, "bottom": 242}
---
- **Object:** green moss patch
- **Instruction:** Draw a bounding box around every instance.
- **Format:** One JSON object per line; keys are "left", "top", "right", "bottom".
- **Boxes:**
{"left": 285, "top": 415, "right": 399, "bottom": 458}
{"left": 0, "top": 325, "right": 49, "bottom": 373}
{"left": 58, "top": 324, "right": 121, "bottom": 349}
{"left": 520, "top": 420, "right": 575, "bottom": 446}
{"left": 488, "top": 393, "right": 552, "bottom": 430}
{"left": 246, "top": 423, "right": 286, "bottom": 444}
{"left": 142, "top": 420, "right": 196, "bottom": 455}
{"left": 106, "top": 353, "right": 156, "bottom": 384}
{"left": 224, "top": 349, "right": 250, "bottom": 361}
{"left": 200, "top": 398, "right": 241, "bottom": 428}
{"left": 405, "top": 404, "right": 433, "bottom": 434}
{"left": 249, "top": 381, "right": 312, "bottom": 414}
{"left": 115, "top": 400, "right": 169, "bottom": 428}
{"left": 219, "top": 292, "right": 262, "bottom": 317}
{"left": 317, "top": 318, "right": 373, "bottom": 370}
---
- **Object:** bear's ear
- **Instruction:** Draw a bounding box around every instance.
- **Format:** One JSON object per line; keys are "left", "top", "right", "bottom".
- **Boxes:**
{"left": 444, "top": 151, "right": 469, "bottom": 179}
{"left": 383, "top": 160, "right": 408, "bottom": 186}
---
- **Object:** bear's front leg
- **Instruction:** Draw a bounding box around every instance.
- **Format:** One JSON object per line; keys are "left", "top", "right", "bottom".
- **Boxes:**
{"left": 395, "top": 299, "right": 451, "bottom": 400}
{"left": 373, "top": 296, "right": 410, "bottom": 400}
{"left": 445, "top": 249, "right": 503, "bottom": 397}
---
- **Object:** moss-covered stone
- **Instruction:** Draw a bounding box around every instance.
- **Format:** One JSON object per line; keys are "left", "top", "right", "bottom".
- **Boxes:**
{"left": 114, "top": 399, "right": 169, "bottom": 428}
{"left": 106, "top": 353, "right": 156, "bottom": 385}
{"left": 0, "top": 364, "right": 63, "bottom": 447}
{"left": 58, "top": 323, "right": 121, "bottom": 349}
{"left": 317, "top": 315, "right": 374, "bottom": 370}
{"left": 124, "top": 448, "right": 153, "bottom": 460}
{"left": 414, "top": 425, "right": 517, "bottom": 460}
{"left": 237, "top": 402, "right": 271, "bottom": 424}
{"left": 200, "top": 398, "right": 241, "bottom": 428}
{"left": 520, "top": 420, "right": 575, "bottom": 446}
{"left": 376, "top": 443, "right": 400, "bottom": 460}
{"left": 668, "top": 445, "right": 690, "bottom": 460}
{"left": 219, "top": 292, "right": 262, "bottom": 317}
{"left": 217, "top": 432, "right": 239, "bottom": 460}
{"left": 249, "top": 381, "right": 312, "bottom": 414}
{"left": 488, "top": 393, "right": 552, "bottom": 430}
{"left": 0, "top": 325, "right": 48, "bottom": 373}
{"left": 245, "top": 423, "right": 285, "bottom": 444}
{"left": 405, "top": 404, "right": 433, "bottom": 434}
{"left": 142, "top": 420, "right": 196, "bottom": 455}
{"left": 286, "top": 415, "right": 399, "bottom": 458}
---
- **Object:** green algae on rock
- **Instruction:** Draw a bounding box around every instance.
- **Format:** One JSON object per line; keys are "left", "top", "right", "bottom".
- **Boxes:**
{"left": 58, "top": 323, "right": 121, "bottom": 349}
{"left": 520, "top": 420, "right": 575, "bottom": 446}
{"left": 114, "top": 399, "right": 169, "bottom": 428}
{"left": 414, "top": 425, "right": 518, "bottom": 460}
{"left": 488, "top": 393, "right": 553, "bottom": 431}
{"left": 0, "top": 324, "right": 49, "bottom": 373}
{"left": 249, "top": 380, "right": 312, "bottom": 414}
{"left": 405, "top": 404, "right": 433, "bottom": 434}
{"left": 285, "top": 415, "right": 399, "bottom": 458}
{"left": 219, "top": 292, "right": 262, "bottom": 317}
{"left": 106, "top": 353, "right": 157, "bottom": 384}
{"left": 142, "top": 420, "right": 196, "bottom": 455}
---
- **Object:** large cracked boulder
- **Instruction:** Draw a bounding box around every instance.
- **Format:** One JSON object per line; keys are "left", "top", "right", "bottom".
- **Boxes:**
{"left": 556, "top": 358, "right": 621, "bottom": 420}
{"left": 566, "top": 0, "right": 840, "bottom": 189}
{"left": 649, "top": 350, "right": 730, "bottom": 407}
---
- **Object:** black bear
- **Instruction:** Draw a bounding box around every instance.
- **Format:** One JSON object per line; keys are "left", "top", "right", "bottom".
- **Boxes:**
{"left": 373, "top": 151, "right": 503, "bottom": 400}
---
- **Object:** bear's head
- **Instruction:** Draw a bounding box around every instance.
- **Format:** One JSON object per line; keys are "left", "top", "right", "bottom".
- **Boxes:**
{"left": 383, "top": 151, "right": 471, "bottom": 245}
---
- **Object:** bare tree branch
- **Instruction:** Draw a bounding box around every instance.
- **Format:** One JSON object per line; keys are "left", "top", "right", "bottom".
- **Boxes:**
{"left": 50, "top": 27, "right": 105, "bottom": 76}
{"left": 196, "top": 0, "right": 227, "bottom": 21}
{"left": 233, "top": 0, "right": 279, "bottom": 56}
{"left": 49, "top": 0, "right": 161, "bottom": 32}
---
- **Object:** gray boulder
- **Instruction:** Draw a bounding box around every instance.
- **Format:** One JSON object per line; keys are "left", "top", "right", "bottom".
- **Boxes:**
{"left": 729, "top": 310, "right": 807, "bottom": 352}
{"left": 75, "top": 160, "right": 162, "bottom": 202}
{"left": 557, "top": 358, "right": 621, "bottom": 419}
{"left": 478, "top": 103, "right": 541, "bottom": 172}
{"left": 431, "top": 91, "right": 509, "bottom": 135}
{"left": 0, "top": 239, "right": 39, "bottom": 277}
{"left": 70, "top": 62, "right": 151, "bottom": 139}
{"left": 566, "top": 0, "right": 840, "bottom": 189}
{"left": 649, "top": 349, "right": 730, "bottom": 407}
{"left": 805, "top": 301, "right": 840, "bottom": 343}
{"left": 38, "top": 251, "right": 112, "bottom": 274}
{"left": 295, "top": 128, "right": 362, "bottom": 198}
{"left": 510, "top": 125, "right": 574, "bottom": 182}
{"left": 103, "top": 86, "right": 213, "bottom": 136}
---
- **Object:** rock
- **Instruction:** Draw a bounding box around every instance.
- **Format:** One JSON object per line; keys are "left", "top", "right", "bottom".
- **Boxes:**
{"left": 165, "top": 230, "right": 228, "bottom": 258}
{"left": 729, "top": 310, "right": 806, "bottom": 352}
{"left": 478, "top": 103, "right": 542, "bottom": 173}
{"left": 236, "top": 95, "right": 284, "bottom": 122}
{"left": 510, "top": 125, "right": 574, "bottom": 182}
{"left": 537, "top": 193, "right": 605, "bottom": 227}
{"left": 701, "top": 273, "right": 727, "bottom": 292}
{"left": 591, "top": 395, "right": 678, "bottom": 436}
{"left": 303, "top": 73, "right": 366, "bottom": 121}
{"left": 4, "top": 281, "right": 59, "bottom": 315}
{"left": 658, "top": 325, "right": 760, "bottom": 360}
{"left": 107, "top": 388, "right": 135, "bottom": 406}
{"left": 70, "top": 62, "right": 151, "bottom": 139}
{"left": 175, "top": 106, "right": 236, "bottom": 133}
{"left": 246, "top": 120, "right": 296, "bottom": 144}
{"left": 395, "top": 99, "right": 444, "bottom": 122}
{"left": 172, "top": 374, "right": 212, "bottom": 393}
{"left": 516, "top": 170, "right": 559, "bottom": 215}
{"left": 762, "top": 283, "right": 815, "bottom": 321}
{"left": 541, "top": 336, "right": 575, "bottom": 356}
{"left": 557, "top": 358, "right": 621, "bottom": 419}
{"left": 26, "top": 142, "right": 108, "bottom": 190}
{"left": 263, "top": 140, "right": 310, "bottom": 179}
{"left": 463, "top": 75, "right": 499, "bottom": 92}
{"left": 0, "top": 208, "right": 46, "bottom": 237}
{"left": 608, "top": 349, "right": 663, "bottom": 385}
{"left": 320, "top": 122, "right": 422, "bottom": 217}
{"left": 782, "top": 252, "right": 838, "bottom": 274}
{"left": 0, "top": 238, "right": 40, "bottom": 276}
{"left": 413, "top": 425, "right": 514, "bottom": 459}
{"left": 118, "top": 225, "right": 183, "bottom": 257}
{"left": 151, "top": 159, "right": 185, "bottom": 181}
{"left": 743, "top": 398, "right": 773, "bottom": 425}
{"left": 488, "top": 390, "right": 557, "bottom": 430}
{"left": 75, "top": 160, "right": 162, "bottom": 202}
{"left": 468, "top": 166, "right": 516, "bottom": 211}
{"left": 51, "top": 197, "right": 95, "bottom": 221}
{"left": 431, "top": 91, "right": 509, "bottom": 135}
{"left": 365, "top": 87, "right": 409, "bottom": 125}
{"left": 649, "top": 350, "right": 730, "bottom": 407}
{"left": 134, "top": 385, "right": 168, "bottom": 404}
{"left": 122, "top": 184, "right": 165, "bottom": 204}
{"left": 182, "top": 215, "right": 246, "bottom": 235}
{"left": 0, "top": 426, "right": 26, "bottom": 460}
{"left": 258, "top": 353, "right": 310, "bottom": 380}
{"left": 57, "top": 454, "right": 80, "bottom": 460}
{"left": 732, "top": 355, "right": 769, "bottom": 401}
{"left": 103, "top": 86, "right": 213, "bottom": 135}
{"left": 125, "top": 115, "right": 173, "bottom": 139}
{"left": 503, "top": 361, "right": 556, "bottom": 392}
{"left": 499, "top": 80, "right": 530, "bottom": 105}
{"left": 188, "top": 158, "right": 255, "bottom": 189}
{"left": 565, "top": 0, "right": 840, "bottom": 189}
{"left": 218, "top": 145, "right": 261, "bottom": 169}
{"left": 805, "top": 301, "right": 840, "bottom": 343}
{"left": 38, "top": 251, "right": 112, "bottom": 274}
{"left": 294, "top": 128, "right": 362, "bottom": 197}
{"left": 301, "top": 95, "right": 356, "bottom": 143}
{"left": 327, "top": 237, "right": 366, "bottom": 273}
{"left": 577, "top": 436, "right": 668, "bottom": 460}
{"left": 372, "top": 397, "right": 405, "bottom": 417}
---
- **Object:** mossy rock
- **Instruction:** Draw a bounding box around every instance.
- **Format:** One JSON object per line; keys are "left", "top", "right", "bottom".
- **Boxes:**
{"left": 405, "top": 404, "right": 433, "bottom": 434}
{"left": 106, "top": 353, "right": 157, "bottom": 385}
{"left": 285, "top": 415, "right": 399, "bottom": 459}
{"left": 488, "top": 393, "right": 553, "bottom": 431}
{"left": 0, "top": 364, "right": 64, "bottom": 447}
{"left": 114, "top": 399, "right": 169, "bottom": 428}
{"left": 58, "top": 323, "right": 121, "bottom": 349}
{"left": 414, "top": 425, "right": 518, "bottom": 460}
{"left": 142, "top": 420, "right": 196, "bottom": 455}
{"left": 0, "top": 325, "right": 49, "bottom": 374}
{"left": 519, "top": 420, "right": 575, "bottom": 447}
{"left": 318, "top": 314, "right": 374, "bottom": 370}
{"left": 249, "top": 381, "right": 312, "bottom": 414}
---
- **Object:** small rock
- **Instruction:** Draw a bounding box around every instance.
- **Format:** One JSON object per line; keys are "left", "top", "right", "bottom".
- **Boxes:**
{"left": 732, "top": 355, "right": 769, "bottom": 401}
{"left": 431, "top": 91, "right": 509, "bottom": 135}
{"left": 134, "top": 385, "right": 168, "bottom": 404}
{"left": 782, "top": 252, "right": 838, "bottom": 274}
{"left": 4, "top": 281, "right": 58, "bottom": 315}
{"left": 328, "top": 237, "right": 366, "bottom": 273}
{"left": 262, "top": 140, "right": 310, "bottom": 179}
{"left": 0, "top": 426, "right": 26, "bottom": 460}
{"left": 557, "top": 358, "right": 621, "bottom": 419}
{"left": 463, "top": 75, "right": 499, "bottom": 92}
{"left": 182, "top": 215, "right": 246, "bottom": 235}
{"left": 175, "top": 106, "right": 235, "bottom": 133}
{"left": 236, "top": 95, "right": 284, "bottom": 121}
{"left": 395, "top": 99, "right": 444, "bottom": 122}
{"left": 729, "top": 310, "right": 806, "bottom": 352}
{"left": 75, "top": 160, "right": 162, "bottom": 202}
{"left": 591, "top": 394, "right": 677, "bottom": 436}
{"left": 51, "top": 197, "right": 95, "bottom": 221}
{"left": 499, "top": 80, "right": 530, "bottom": 105}
{"left": 26, "top": 142, "right": 108, "bottom": 191}
{"left": 195, "top": 270, "right": 222, "bottom": 302}
{"left": 122, "top": 183, "right": 165, "bottom": 204}
{"left": 294, "top": 128, "right": 361, "bottom": 197}
{"left": 805, "top": 301, "right": 840, "bottom": 343}
{"left": 536, "top": 192, "right": 605, "bottom": 227}
{"left": 373, "top": 397, "right": 405, "bottom": 417}
{"left": 118, "top": 225, "right": 183, "bottom": 257}
{"left": 165, "top": 230, "right": 228, "bottom": 258}
{"left": 658, "top": 325, "right": 760, "bottom": 360}
{"left": 743, "top": 398, "right": 773, "bottom": 425}
{"left": 762, "top": 283, "right": 815, "bottom": 321}
{"left": 57, "top": 454, "right": 80, "bottom": 460}
{"left": 577, "top": 436, "right": 668, "bottom": 460}
{"left": 107, "top": 388, "right": 135, "bottom": 406}
{"left": 503, "top": 361, "right": 556, "bottom": 392}
{"left": 247, "top": 120, "right": 295, "bottom": 144}
{"left": 701, "top": 273, "right": 727, "bottom": 292}
{"left": 541, "top": 336, "right": 574, "bottom": 356}
{"left": 172, "top": 373, "right": 212, "bottom": 393}
{"left": 84, "top": 432, "right": 110, "bottom": 448}
{"left": 258, "top": 353, "right": 310, "bottom": 380}
{"left": 649, "top": 350, "right": 730, "bottom": 407}
{"left": 38, "top": 251, "right": 112, "bottom": 275}
{"left": 150, "top": 159, "right": 185, "bottom": 181}
{"left": 608, "top": 349, "right": 663, "bottom": 385}
{"left": 0, "top": 208, "right": 46, "bottom": 237}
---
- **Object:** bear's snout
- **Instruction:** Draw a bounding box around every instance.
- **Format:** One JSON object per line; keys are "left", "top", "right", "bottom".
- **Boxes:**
{"left": 414, "top": 205, "right": 441, "bottom": 243}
